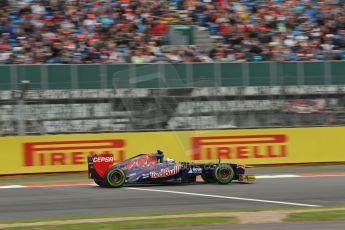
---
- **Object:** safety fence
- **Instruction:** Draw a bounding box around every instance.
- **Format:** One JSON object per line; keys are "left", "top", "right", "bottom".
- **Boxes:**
{"left": 1, "top": 61, "right": 345, "bottom": 136}
{"left": 1, "top": 61, "right": 345, "bottom": 90}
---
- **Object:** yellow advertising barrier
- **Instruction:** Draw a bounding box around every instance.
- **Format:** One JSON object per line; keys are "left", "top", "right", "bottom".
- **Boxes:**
{"left": 1, "top": 127, "right": 345, "bottom": 175}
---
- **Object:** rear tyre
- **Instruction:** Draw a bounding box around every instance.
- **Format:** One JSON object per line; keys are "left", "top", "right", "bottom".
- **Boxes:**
{"left": 105, "top": 168, "right": 126, "bottom": 188}
{"left": 93, "top": 179, "right": 108, "bottom": 187}
{"left": 213, "top": 165, "right": 234, "bottom": 184}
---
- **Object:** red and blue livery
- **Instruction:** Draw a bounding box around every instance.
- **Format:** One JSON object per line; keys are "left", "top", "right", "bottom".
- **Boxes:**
{"left": 88, "top": 150, "right": 255, "bottom": 188}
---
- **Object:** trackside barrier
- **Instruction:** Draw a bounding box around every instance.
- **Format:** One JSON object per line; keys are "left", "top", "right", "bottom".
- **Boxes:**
{"left": 0, "top": 127, "right": 344, "bottom": 175}
{"left": 1, "top": 61, "right": 345, "bottom": 90}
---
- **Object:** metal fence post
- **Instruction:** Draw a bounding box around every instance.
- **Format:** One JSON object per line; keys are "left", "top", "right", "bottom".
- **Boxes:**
{"left": 186, "top": 63, "right": 193, "bottom": 87}
{"left": 129, "top": 64, "right": 136, "bottom": 88}
{"left": 100, "top": 64, "right": 108, "bottom": 89}
{"left": 10, "top": 65, "right": 18, "bottom": 91}
{"left": 324, "top": 61, "right": 332, "bottom": 85}
{"left": 71, "top": 64, "right": 78, "bottom": 89}
{"left": 297, "top": 62, "right": 304, "bottom": 85}
{"left": 214, "top": 62, "right": 221, "bottom": 87}
{"left": 16, "top": 81, "right": 30, "bottom": 136}
{"left": 158, "top": 64, "right": 166, "bottom": 88}
{"left": 41, "top": 65, "right": 48, "bottom": 90}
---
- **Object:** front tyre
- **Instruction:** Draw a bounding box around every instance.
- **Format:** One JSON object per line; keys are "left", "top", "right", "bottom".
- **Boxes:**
{"left": 213, "top": 165, "right": 234, "bottom": 184}
{"left": 105, "top": 168, "right": 126, "bottom": 188}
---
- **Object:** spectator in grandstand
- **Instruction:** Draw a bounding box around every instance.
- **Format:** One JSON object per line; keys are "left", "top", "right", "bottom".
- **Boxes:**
{"left": 0, "top": 0, "right": 345, "bottom": 64}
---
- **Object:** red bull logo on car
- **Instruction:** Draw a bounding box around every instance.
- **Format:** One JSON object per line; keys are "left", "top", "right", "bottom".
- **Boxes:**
{"left": 149, "top": 165, "right": 179, "bottom": 178}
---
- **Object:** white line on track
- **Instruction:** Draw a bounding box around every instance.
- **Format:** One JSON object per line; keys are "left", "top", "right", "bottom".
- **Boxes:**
{"left": 256, "top": 175, "right": 300, "bottom": 179}
{"left": 0, "top": 185, "right": 26, "bottom": 189}
{"left": 125, "top": 187, "right": 320, "bottom": 207}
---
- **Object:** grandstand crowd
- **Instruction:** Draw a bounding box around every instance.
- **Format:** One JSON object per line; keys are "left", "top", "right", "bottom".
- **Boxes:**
{"left": 0, "top": 0, "right": 345, "bottom": 64}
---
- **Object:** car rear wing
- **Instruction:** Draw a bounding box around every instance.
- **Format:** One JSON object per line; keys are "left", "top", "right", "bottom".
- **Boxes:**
{"left": 87, "top": 154, "right": 114, "bottom": 179}
{"left": 87, "top": 156, "right": 94, "bottom": 179}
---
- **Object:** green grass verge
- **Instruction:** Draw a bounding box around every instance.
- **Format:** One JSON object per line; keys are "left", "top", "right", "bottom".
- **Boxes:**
{"left": 2, "top": 217, "right": 238, "bottom": 230}
{"left": 2, "top": 205, "right": 345, "bottom": 224}
{"left": 287, "top": 210, "right": 345, "bottom": 222}
{"left": 0, "top": 210, "right": 222, "bottom": 224}
{"left": 2, "top": 207, "right": 345, "bottom": 229}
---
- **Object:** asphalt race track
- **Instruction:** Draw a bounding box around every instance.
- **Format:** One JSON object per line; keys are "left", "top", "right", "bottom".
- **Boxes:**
{"left": 0, "top": 166, "right": 345, "bottom": 221}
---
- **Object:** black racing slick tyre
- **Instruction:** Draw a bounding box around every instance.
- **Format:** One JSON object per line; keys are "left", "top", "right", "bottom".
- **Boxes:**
{"left": 105, "top": 168, "right": 126, "bottom": 188}
{"left": 213, "top": 165, "right": 234, "bottom": 184}
{"left": 93, "top": 179, "right": 108, "bottom": 187}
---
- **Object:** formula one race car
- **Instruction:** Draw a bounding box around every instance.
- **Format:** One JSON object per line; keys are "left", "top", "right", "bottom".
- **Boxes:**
{"left": 88, "top": 151, "right": 255, "bottom": 188}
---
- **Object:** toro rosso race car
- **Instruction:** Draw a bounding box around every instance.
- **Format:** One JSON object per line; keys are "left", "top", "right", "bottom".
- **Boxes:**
{"left": 88, "top": 151, "right": 255, "bottom": 188}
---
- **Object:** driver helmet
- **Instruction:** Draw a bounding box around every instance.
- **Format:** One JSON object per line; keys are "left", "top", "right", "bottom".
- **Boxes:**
{"left": 166, "top": 157, "right": 175, "bottom": 163}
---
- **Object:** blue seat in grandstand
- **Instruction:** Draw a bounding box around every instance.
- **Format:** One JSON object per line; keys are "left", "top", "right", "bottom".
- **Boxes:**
{"left": 317, "top": 54, "right": 325, "bottom": 60}
{"left": 288, "top": 53, "right": 298, "bottom": 61}
{"left": 100, "top": 17, "right": 114, "bottom": 27}
{"left": 8, "top": 15, "right": 18, "bottom": 20}
{"left": 341, "top": 53, "right": 345, "bottom": 60}
{"left": 196, "top": 15, "right": 206, "bottom": 27}
{"left": 43, "top": 12, "right": 51, "bottom": 18}
{"left": 292, "top": 30, "right": 301, "bottom": 37}
{"left": 208, "top": 23, "right": 219, "bottom": 35}
{"left": 2, "top": 26, "right": 14, "bottom": 34}
{"left": 306, "top": 9, "right": 317, "bottom": 23}
{"left": 12, "top": 19, "right": 23, "bottom": 25}
{"left": 136, "top": 24, "right": 146, "bottom": 33}
{"left": 72, "top": 28, "right": 83, "bottom": 34}
{"left": 295, "top": 5, "right": 305, "bottom": 14}
{"left": 85, "top": 2, "right": 92, "bottom": 8}
{"left": 333, "top": 34, "right": 341, "bottom": 42}
{"left": 252, "top": 55, "right": 263, "bottom": 61}
{"left": 9, "top": 38, "right": 17, "bottom": 44}
{"left": 116, "top": 48, "right": 128, "bottom": 54}
{"left": 170, "top": 0, "right": 183, "bottom": 10}
{"left": 86, "top": 28, "right": 95, "bottom": 33}
{"left": 9, "top": 38, "right": 18, "bottom": 47}
{"left": 244, "top": 0, "right": 254, "bottom": 12}
{"left": 44, "top": 15, "right": 54, "bottom": 20}
{"left": 47, "top": 57, "right": 61, "bottom": 64}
